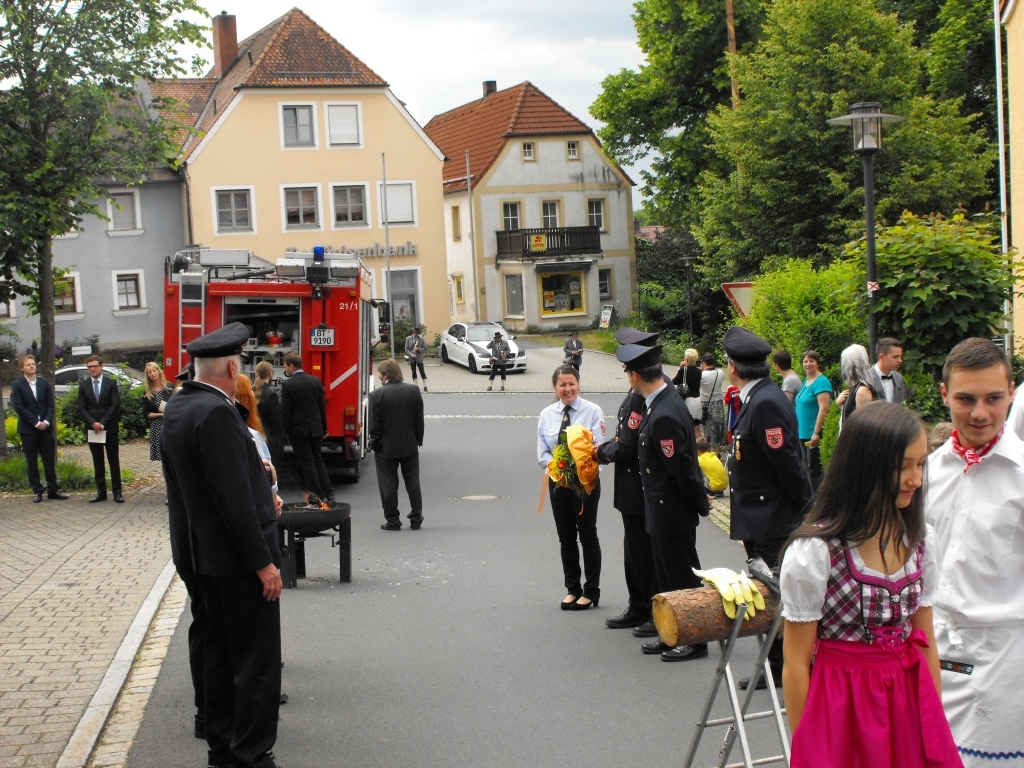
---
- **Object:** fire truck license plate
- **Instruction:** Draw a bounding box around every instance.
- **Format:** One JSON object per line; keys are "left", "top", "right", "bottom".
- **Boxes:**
{"left": 310, "top": 328, "right": 336, "bottom": 347}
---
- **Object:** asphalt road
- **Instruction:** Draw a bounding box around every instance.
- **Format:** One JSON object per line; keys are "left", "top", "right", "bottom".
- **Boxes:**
{"left": 127, "top": 394, "right": 786, "bottom": 768}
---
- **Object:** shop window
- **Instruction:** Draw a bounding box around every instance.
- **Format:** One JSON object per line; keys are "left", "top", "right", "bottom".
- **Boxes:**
{"left": 540, "top": 272, "right": 585, "bottom": 316}
{"left": 505, "top": 274, "right": 524, "bottom": 316}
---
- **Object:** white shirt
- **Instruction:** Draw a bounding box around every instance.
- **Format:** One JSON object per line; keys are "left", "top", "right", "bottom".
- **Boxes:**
{"left": 872, "top": 364, "right": 895, "bottom": 402}
{"left": 1006, "top": 383, "right": 1024, "bottom": 440}
{"left": 924, "top": 427, "right": 1024, "bottom": 626}
{"left": 536, "top": 397, "right": 605, "bottom": 466}
{"left": 248, "top": 427, "right": 278, "bottom": 495}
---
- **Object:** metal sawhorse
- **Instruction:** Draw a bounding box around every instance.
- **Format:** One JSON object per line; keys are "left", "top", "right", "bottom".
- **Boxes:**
{"left": 683, "top": 568, "right": 790, "bottom": 768}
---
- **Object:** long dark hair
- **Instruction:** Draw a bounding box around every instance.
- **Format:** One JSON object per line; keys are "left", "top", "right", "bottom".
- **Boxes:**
{"left": 786, "top": 401, "right": 926, "bottom": 559}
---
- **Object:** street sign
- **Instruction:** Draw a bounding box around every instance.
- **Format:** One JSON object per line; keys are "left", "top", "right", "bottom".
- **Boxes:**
{"left": 71, "top": 345, "right": 92, "bottom": 356}
{"left": 721, "top": 282, "right": 755, "bottom": 317}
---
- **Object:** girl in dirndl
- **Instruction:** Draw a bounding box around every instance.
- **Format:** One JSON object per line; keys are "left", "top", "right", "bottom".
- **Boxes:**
{"left": 780, "top": 401, "right": 963, "bottom": 768}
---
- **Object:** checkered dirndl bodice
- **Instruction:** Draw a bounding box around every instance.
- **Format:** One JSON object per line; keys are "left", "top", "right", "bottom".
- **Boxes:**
{"left": 818, "top": 540, "right": 925, "bottom": 646}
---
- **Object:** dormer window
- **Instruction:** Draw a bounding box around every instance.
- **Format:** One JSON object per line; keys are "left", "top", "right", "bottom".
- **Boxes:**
{"left": 522, "top": 142, "right": 534, "bottom": 161}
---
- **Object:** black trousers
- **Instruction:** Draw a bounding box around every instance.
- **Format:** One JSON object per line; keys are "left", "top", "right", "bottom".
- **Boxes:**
{"left": 488, "top": 363, "right": 508, "bottom": 382}
{"left": 650, "top": 527, "right": 703, "bottom": 594}
{"left": 88, "top": 434, "right": 121, "bottom": 494}
{"left": 374, "top": 453, "right": 423, "bottom": 525}
{"left": 743, "top": 537, "right": 787, "bottom": 674}
{"left": 549, "top": 479, "right": 601, "bottom": 600}
{"left": 408, "top": 359, "right": 427, "bottom": 381}
{"left": 621, "top": 511, "right": 656, "bottom": 616}
{"left": 799, "top": 441, "right": 823, "bottom": 491}
{"left": 197, "top": 572, "right": 280, "bottom": 768}
{"left": 176, "top": 562, "right": 206, "bottom": 719}
{"left": 21, "top": 426, "right": 59, "bottom": 494}
{"left": 289, "top": 434, "right": 332, "bottom": 499}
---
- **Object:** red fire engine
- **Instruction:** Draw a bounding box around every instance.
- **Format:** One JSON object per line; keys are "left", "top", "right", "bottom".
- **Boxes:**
{"left": 164, "top": 247, "right": 385, "bottom": 481}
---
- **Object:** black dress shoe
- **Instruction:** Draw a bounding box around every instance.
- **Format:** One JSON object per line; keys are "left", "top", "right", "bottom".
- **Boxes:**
{"left": 380, "top": 523, "right": 401, "bottom": 531}
{"left": 48, "top": 491, "right": 70, "bottom": 500}
{"left": 632, "top": 619, "right": 659, "bottom": 637}
{"left": 738, "top": 668, "right": 783, "bottom": 690}
{"left": 662, "top": 643, "right": 710, "bottom": 662}
{"left": 642, "top": 639, "right": 672, "bottom": 655}
{"left": 88, "top": 493, "right": 107, "bottom": 503}
{"left": 410, "top": 520, "right": 422, "bottom": 530}
{"left": 570, "top": 596, "right": 598, "bottom": 611}
{"left": 113, "top": 493, "right": 124, "bottom": 503}
{"left": 560, "top": 594, "right": 580, "bottom": 611}
{"left": 33, "top": 492, "right": 43, "bottom": 503}
{"left": 279, "top": 692, "right": 289, "bottom": 705}
{"left": 605, "top": 609, "right": 649, "bottom": 629}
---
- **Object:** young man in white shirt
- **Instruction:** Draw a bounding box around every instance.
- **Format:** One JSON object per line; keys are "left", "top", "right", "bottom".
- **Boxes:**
{"left": 872, "top": 337, "right": 906, "bottom": 404}
{"left": 925, "top": 337, "right": 1024, "bottom": 766}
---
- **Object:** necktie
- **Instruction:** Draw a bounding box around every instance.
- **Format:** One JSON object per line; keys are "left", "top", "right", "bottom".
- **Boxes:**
{"left": 559, "top": 404, "right": 571, "bottom": 434}
{"left": 93, "top": 377, "right": 101, "bottom": 400}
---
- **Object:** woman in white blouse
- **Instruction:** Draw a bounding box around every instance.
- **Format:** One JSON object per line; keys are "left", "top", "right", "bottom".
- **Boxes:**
{"left": 779, "top": 402, "right": 960, "bottom": 768}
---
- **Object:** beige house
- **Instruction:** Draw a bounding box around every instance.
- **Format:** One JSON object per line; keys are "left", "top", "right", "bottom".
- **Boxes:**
{"left": 1003, "top": 0, "right": 1023, "bottom": 343}
{"left": 424, "top": 81, "right": 636, "bottom": 332}
{"left": 153, "top": 9, "right": 447, "bottom": 337}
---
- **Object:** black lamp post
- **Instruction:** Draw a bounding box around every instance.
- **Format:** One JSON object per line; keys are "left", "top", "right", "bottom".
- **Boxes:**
{"left": 827, "top": 103, "right": 905, "bottom": 359}
{"left": 682, "top": 253, "right": 696, "bottom": 346}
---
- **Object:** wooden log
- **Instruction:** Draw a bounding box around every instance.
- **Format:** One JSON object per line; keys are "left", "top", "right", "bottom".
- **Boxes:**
{"left": 652, "top": 582, "right": 779, "bottom": 646}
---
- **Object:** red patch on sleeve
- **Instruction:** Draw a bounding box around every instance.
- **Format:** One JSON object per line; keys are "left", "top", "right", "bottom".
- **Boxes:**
{"left": 628, "top": 411, "right": 642, "bottom": 430}
{"left": 661, "top": 439, "right": 675, "bottom": 457}
{"left": 765, "top": 427, "right": 784, "bottom": 449}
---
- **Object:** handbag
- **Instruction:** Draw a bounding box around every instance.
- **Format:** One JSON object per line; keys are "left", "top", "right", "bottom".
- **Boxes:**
{"left": 701, "top": 370, "right": 721, "bottom": 424}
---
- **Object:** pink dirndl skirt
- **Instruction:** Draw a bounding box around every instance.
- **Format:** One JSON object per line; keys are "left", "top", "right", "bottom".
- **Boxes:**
{"left": 791, "top": 630, "right": 963, "bottom": 768}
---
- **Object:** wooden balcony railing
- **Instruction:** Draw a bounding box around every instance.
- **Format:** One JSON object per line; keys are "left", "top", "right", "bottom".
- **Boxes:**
{"left": 495, "top": 226, "right": 602, "bottom": 258}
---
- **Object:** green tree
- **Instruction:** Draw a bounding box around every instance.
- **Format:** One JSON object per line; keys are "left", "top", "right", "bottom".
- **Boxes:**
{"left": 0, "top": 1, "right": 207, "bottom": 379}
{"left": 695, "top": 0, "right": 994, "bottom": 282}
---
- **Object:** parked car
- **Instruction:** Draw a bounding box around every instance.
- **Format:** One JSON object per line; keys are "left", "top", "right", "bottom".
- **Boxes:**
{"left": 53, "top": 364, "right": 147, "bottom": 396}
{"left": 439, "top": 322, "right": 527, "bottom": 374}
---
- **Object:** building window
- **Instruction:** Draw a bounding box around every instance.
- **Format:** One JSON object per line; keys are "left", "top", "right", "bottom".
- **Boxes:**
{"left": 0, "top": 299, "right": 11, "bottom": 318}
{"left": 108, "top": 189, "right": 141, "bottom": 232}
{"left": 388, "top": 269, "right": 419, "bottom": 321}
{"left": 522, "top": 142, "right": 534, "bottom": 161}
{"left": 378, "top": 182, "right": 416, "bottom": 225}
{"left": 453, "top": 275, "right": 464, "bottom": 303}
{"left": 567, "top": 141, "right": 579, "bottom": 159}
{"left": 502, "top": 202, "right": 520, "bottom": 231}
{"left": 116, "top": 274, "right": 141, "bottom": 309}
{"left": 326, "top": 103, "right": 360, "bottom": 146}
{"left": 216, "top": 189, "right": 253, "bottom": 232}
{"left": 451, "top": 205, "right": 461, "bottom": 241}
{"left": 333, "top": 185, "right": 366, "bottom": 226}
{"left": 505, "top": 274, "right": 524, "bottom": 316}
{"left": 542, "top": 201, "right": 559, "bottom": 229}
{"left": 540, "top": 272, "right": 585, "bottom": 316}
{"left": 599, "top": 268, "right": 613, "bottom": 298}
{"left": 285, "top": 187, "right": 319, "bottom": 229}
{"left": 282, "top": 105, "right": 315, "bottom": 147}
{"left": 54, "top": 276, "right": 77, "bottom": 314}
{"left": 588, "top": 199, "right": 605, "bottom": 230}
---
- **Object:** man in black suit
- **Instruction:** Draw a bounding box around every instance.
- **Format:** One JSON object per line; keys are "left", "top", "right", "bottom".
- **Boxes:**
{"left": 77, "top": 355, "right": 123, "bottom": 503}
{"left": 280, "top": 351, "right": 333, "bottom": 502}
{"left": 617, "top": 343, "right": 710, "bottom": 663}
{"left": 368, "top": 358, "right": 424, "bottom": 531}
{"left": 10, "top": 354, "right": 68, "bottom": 503}
{"left": 724, "top": 326, "right": 812, "bottom": 689}
{"left": 872, "top": 336, "right": 908, "bottom": 404}
{"left": 161, "top": 323, "right": 282, "bottom": 768}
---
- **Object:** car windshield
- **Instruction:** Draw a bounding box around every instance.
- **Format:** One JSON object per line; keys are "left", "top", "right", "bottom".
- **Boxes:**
{"left": 467, "top": 327, "right": 506, "bottom": 342}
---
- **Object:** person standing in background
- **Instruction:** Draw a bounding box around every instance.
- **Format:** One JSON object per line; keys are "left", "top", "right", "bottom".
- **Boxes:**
{"left": 404, "top": 327, "right": 428, "bottom": 392}
{"left": 10, "top": 354, "right": 68, "bottom": 503}
{"left": 794, "top": 350, "right": 831, "bottom": 490}
{"left": 772, "top": 350, "right": 802, "bottom": 405}
{"left": 254, "top": 361, "right": 286, "bottom": 472}
{"left": 486, "top": 331, "right": 512, "bottom": 392}
{"left": 673, "top": 348, "right": 703, "bottom": 434}
{"left": 563, "top": 330, "right": 583, "bottom": 372}
{"left": 699, "top": 353, "right": 727, "bottom": 453}
{"left": 369, "top": 359, "right": 425, "bottom": 531}
{"left": 280, "top": 352, "right": 333, "bottom": 503}
{"left": 872, "top": 337, "right": 907, "bottom": 404}
{"left": 77, "top": 355, "right": 123, "bottom": 503}
{"left": 143, "top": 362, "right": 173, "bottom": 463}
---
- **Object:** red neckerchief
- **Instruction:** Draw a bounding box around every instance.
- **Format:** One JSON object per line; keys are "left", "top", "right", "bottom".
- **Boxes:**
{"left": 950, "top": 426, "right": 1004, "bottom": 474}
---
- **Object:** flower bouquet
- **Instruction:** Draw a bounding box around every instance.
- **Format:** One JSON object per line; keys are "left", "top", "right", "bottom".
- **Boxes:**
{"left": 548, "top": 424, "right": 600, "bottom": 503}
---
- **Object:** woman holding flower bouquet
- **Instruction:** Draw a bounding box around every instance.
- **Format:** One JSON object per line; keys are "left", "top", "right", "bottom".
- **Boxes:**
{"left": 537, "top": 365, "right": 607, "bottom": 610}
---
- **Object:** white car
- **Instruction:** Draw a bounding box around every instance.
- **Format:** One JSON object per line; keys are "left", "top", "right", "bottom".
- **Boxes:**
{"left": 53, "top": 364, "right": 146, "bottom": 396}
{"left": 439, "top": 322, "right": 526, "bottom": 374}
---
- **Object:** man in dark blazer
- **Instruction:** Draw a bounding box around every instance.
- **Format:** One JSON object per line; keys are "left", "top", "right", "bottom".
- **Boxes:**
{"left": 724, "top": 326, "right": 813, "bottom": 689}
{"left": 617, "top": 343, "right": 710, "bottom": 663}
{"left": 161, "top": 323, "right": 283, "bottom": 768}
{"left": 280, "top": 351, "right": 333, "bottom": 502}
{"left": 77, "top": 355, "right": 123, "bottom": 503}
{"left": 368, "top": 358, "right": 424, "bottom": 530}
{"left": 10, "top": 354, "right": 68, "bottom": 503}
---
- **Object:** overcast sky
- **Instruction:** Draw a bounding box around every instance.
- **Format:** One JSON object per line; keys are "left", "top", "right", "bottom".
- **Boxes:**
{"left": 187, "top": 1, "right": 652, "bottom": 202}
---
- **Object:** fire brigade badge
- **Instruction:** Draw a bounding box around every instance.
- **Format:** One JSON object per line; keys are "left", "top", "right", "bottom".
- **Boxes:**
{"left": 628, "top": 411, "right": 642, "bottom": 430}
{"left": 765, "top": 427, "right": 784, "bottom": 449}
{"left": 661, "top": 439, "right": 675, "bottom": 458}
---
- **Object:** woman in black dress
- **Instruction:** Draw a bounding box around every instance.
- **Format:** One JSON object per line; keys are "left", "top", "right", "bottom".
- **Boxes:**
{"left": 143, "top": 362, "right": 173, "bottom": 461}
{"left": 254, "top": 361, "right": 286, "bottom": 471}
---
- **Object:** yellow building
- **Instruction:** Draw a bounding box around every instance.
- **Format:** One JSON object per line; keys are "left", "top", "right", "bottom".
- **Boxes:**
{"left": 154, "top": 9, "right": 447, "bottom": 337}
{"left": 1004, "top": 0, "right": 1024, "bottom": 343}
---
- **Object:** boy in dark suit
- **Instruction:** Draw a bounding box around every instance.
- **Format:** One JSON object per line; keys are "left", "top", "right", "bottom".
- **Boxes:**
{"left": 77, "top": 355, "right": 123, "bottom": 503}
{"left": 10, "top": 354, "right": 68, "bottom": 503}
{"left": 280, "top": 351, "right": 333, "bottom": 502}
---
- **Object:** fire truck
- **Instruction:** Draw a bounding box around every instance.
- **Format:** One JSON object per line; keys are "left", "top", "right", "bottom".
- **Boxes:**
{"left": 163, "top": 246, "right": 386, "bottom": 481}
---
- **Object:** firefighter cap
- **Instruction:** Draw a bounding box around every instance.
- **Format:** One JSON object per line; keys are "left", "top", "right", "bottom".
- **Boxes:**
{"left": 615, "top": 327, "right": 660, "bottom": 347}
{"left": 186, "top": 322, "right": 250, "bottom": 359}
{"left": 722, "top": 326, "right": 772, "bottom": 364}
{"left": 615, "top": 343, "right": 663, "bottom": 372}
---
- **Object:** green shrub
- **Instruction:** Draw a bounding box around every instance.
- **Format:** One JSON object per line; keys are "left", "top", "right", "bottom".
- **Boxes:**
{"left": 0, "top": 452, "right": 135, "bottom": 492}
{"left": 819, "top": 404, "right": 841, "bottom": 470}
{"left": 5, "top": 415, "right": 82, "bottom": 447}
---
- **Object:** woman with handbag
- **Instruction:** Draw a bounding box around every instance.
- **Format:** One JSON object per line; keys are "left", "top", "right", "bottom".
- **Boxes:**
{"left": 699, "top": 354, "right": 726, "bottom": 453}
{"left": 673, "top": 348, "right": 703, "bottom": 434}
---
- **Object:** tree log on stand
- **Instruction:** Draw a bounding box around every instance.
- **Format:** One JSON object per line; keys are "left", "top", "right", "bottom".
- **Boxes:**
{"left": 652, "top": 582, "right": 779, "bottom": 646}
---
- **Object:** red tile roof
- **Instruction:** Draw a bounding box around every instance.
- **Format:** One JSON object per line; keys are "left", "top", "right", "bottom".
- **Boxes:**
{"left": 424, "top": 82, "right": 594, "bottom": 193}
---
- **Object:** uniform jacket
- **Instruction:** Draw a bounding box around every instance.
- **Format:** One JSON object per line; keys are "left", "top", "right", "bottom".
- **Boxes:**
{"left": 404, "top": 334, "right": 427, "bottom": 361}
{"left": 160, "top": 381, "right": 279, "bottom": 576}
{"left": 368, "top": 380, "right": 424, "bottom": 459}
{"left": 10, "top": 376, "right": 56, "bottom": 435}
{"left": 597, "top": 388, "right": 647, "bottom": 515}
{"left": 486, "top": 338, "right": 512, "bottom": 363}
{"left": 281, "top": 370, "right": 328, "bottom": 437}
{"left": 77, "top": 374, "right": 121, "bottom": 433}
{"left": 726, "top": 378, "right": 812, "bottom": 541}
{"left": 637, "top": 385, "right": 708, "bottom": 537}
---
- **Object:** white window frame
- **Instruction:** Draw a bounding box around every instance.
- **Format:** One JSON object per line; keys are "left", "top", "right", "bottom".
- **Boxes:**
{"left": 587, "top": 198, "right": 606, "bottom": 232}
{"left": 375, "top": 180, "right": 418, "bottom": 227}
{"left": 212, "top": 185, "right": 257, "bottom": 235}
{"left": 0, "top": 296, "right": 15, "bottom": 319}
{"left": 502, "top": 201, "right": 521, "bottom": 231}
{"left": 280, "top": 183, "right": 324, "bottom": 232}
{"left": 106, "top": 188, "right": 143, "bottom": 236}
{"left": 330, "top": 182, "right": 371, "bottom": 229}
{"left": 566, "top": 140, "right": 580, "bottom": 160}
{"left": 542, "top": 200, "right": 560, "bottom": 229}
{"left": 111, "top": 269, "right": 150, "bottom": 316}
{"left": 54, "top": 271, "right": 84, "bottom": 321}
{"left": 323, "top": 102, "right": 363, "bottom": 149}
{"left": 279, "top": 102, "right": 318, "bottom": 150}
{"left": 521, "top": 142, "right": 534, "bottom": 161}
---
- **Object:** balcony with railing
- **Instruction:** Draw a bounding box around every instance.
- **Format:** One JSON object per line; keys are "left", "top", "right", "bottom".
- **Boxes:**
{"left": 495, "top": 226, "right": 602, "bottom": 260}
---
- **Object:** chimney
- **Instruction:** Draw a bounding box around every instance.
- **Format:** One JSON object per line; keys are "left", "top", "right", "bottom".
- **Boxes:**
{"left": 212, "top": 11, "right": 238, "bottom": 79}
{"left": 482, "top": 80, "right": 497, "bottom": 99}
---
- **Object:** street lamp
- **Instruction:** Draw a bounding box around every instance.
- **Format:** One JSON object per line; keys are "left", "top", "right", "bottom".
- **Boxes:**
{"left": 682, "top": 253, "right": 696, "bottom": 346}
{"left": 827, "top": 102, "right": 905, "bottom": 359}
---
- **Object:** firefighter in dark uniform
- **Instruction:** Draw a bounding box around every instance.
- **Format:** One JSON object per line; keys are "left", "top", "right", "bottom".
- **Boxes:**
{"left": 723, "top": 326, "right": 812, "bottom": 689}
{"left": 161, "top": 323, "right": 283, "bottom": 768}
{"left": 616, "top": 343, "right": 710, "bottom": 662}
{"left": 596, "top": 327, "right": 665, "bottom": 638}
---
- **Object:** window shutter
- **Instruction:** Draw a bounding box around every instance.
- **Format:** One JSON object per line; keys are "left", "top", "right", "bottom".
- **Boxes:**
{"left": 328, "top": 105, "right": 359, "bottom": 145}
{"left": 382, "top": 183, "right": 414, "bottom": 224}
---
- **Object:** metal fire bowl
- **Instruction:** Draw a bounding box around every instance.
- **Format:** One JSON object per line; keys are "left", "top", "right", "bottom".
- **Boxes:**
{"left": 279, "top": 502, "right": 351, "bottom": 536}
